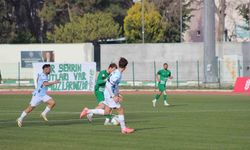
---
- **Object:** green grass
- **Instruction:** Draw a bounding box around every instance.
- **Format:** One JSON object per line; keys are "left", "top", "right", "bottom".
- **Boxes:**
{"left": 0, "top": 94, "right": 250, "bottom": 150}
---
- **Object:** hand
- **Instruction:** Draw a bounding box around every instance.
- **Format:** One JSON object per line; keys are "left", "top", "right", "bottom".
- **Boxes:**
{"left": 113, "top": 96, "right": 123, "bottom": 102}
{"left": 113, "top": 96, "right": 120, "bottom": 102}
{"left": 169, "top": 76, "right": 173, "bottom": 79}
{"left": 54, "top": 80, "right": 60, "bottom": 84}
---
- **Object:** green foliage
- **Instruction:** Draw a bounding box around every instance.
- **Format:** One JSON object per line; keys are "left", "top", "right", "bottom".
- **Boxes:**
{"left": 0, "top": 0, "right": 16, "bottom": 43}
{"left": 11, "top": 31, "right": 38, "bottom": 44}
{"left": 150, "top": 0, "right": 194, "bottom": 42}
{"left": 124, "top": 1, "right": 165, "bottom": 43}
{"left": 237, "top": 3, "right": 249, "bottom": 30}
{"left": 47, "top": 13, "right": 121, "bottom": 43}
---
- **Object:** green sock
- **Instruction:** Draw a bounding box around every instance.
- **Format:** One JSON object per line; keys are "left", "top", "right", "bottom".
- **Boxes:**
{"left": 155, "top": 94, "right": 161, "bottom": 100}
{"left": 163, "top": 95, "right": 167, "bottom": 101}
{"left": 105, "top": 114, "right": 113, "bottom": 120}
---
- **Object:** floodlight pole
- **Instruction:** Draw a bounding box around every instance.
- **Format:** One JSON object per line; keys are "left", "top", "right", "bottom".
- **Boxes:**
{"left": 203, "top": 0, "right": 218, "bottom": 83}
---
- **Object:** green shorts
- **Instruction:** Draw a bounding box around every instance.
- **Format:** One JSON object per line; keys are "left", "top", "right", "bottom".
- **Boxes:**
{"left": 94, "top": 90, "right": 104, "bottom": 103}
{"left": 158, "top": 83, "right": 166, "bottom": 92}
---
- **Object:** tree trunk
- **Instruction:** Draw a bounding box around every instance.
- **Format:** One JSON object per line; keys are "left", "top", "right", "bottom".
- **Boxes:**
{"left": 216, "top": 0, "right": 226, "bottom": 42}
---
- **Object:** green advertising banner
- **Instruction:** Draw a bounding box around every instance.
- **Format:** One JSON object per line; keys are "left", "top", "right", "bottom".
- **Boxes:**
{"left": 33, "top": 63, "right": 96, "bottom": 91}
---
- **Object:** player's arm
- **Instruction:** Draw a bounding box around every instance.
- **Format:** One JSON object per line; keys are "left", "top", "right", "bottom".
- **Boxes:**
{"left": 106, "top": 75, "right": 120, "bottom": 102}
{"left": 169, "top": 71, "right": 173, "bottom": 79}
{"left": 43, "top": 80, "right": 60, "bottom": 86}
{"left": 156, "top": 71, "right": 160, "bottom": 82}
{"left": 96, "top": 72, "right": 107, "bottom": 85}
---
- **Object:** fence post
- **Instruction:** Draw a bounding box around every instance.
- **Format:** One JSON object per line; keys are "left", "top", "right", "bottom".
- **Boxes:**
{"left": 154, "top": 61, "right": 156, "bottom": 89}
{"left": 132, "top": 61, "right": 135, "bottom": 88}
{"left": 176, "top": 60, "right": 179, "bottom": 88}
{"left": 197, "top": 60, "right": 200, "bottom": 88}
{"left": 0, "top": 69, "right": 2, "bottom": 84}
{"left": 18, "top": 62, "right": 21, "bottom": 87}
{"left": 218, "top": 59, "right": 221, "bottom": 89}
{"left": 237, "top": 59, "right": 241, "bottom": 77}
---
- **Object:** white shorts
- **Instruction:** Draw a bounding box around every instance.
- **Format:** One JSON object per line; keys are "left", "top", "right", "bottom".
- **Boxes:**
{"left": 30, "top": 95, "right": 52, "bottom": 107}
{"left": 103, "top": 97, "right": 121, "bottom": 109}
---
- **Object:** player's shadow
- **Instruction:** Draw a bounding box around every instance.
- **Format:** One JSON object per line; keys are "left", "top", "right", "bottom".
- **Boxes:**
{"left": 167, "top": 104, "right": 188, "bottom": 107}
{"left": 135, "top": 126, "right": 167, "bottom": 132}
{"left": 0, "top": 118, "right": 91, "bottom": 128}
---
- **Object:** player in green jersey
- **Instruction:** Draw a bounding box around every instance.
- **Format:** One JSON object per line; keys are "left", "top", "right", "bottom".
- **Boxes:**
{"left": 152, "top": 63, "right": 173, "bottom": 107}
{"left": 94, "top": 63, "right": 117, "bottom": 125}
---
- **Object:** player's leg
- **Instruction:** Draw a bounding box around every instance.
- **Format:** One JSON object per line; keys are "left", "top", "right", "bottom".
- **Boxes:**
{"left": 16, "top": 96, "right": 40, "bottom": 127}
{"left": 163, "top": 90, "right": 169, "bottom": 106}
{"left": 116, "top": 107, "right": 134, "bottom": 134}
{"left": 80, "top": 105, "right": 111, "bottom": 122}
{"left": 41, "top": 95, "right": 55, "bottom": 121}
{"left": 152, "top": 86, "right": 163, "bottom": 107}
{"left": 95, "top": 91, "right": 113, "bottom": 124}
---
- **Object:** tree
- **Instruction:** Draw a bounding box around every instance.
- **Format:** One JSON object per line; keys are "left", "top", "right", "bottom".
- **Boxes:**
{"left": 215, "top": 0, "right": 226, "bottom": 42}
{"left": 237, "top": 2, "right": 250, "bottom": 31}
{"left": 0, "top": 0, "right": 16, "bottom": 43}
{"left": 47, "top": 12, "right": 121, "bottom": 43}
{"left": 9, "top": 0, "right": 44, "bottom": 43}
{"left": 124, "top": 1, "right": 166, "bottom": 43}
{"left": 150, "top": 0, "right": 194, "bottom": 42}
{"left": 40, "top": 0, "right": 132, "bottom": 42}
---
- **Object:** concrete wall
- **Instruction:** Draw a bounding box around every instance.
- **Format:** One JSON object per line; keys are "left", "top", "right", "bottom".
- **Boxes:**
{"left": 0, "top": 43, "right": 94, "bottom": 79}
{"left": 101, "top": 42, "right": 250, "bottom": 84}
{"left": 101, "top": 43, "right": 204, "bottom": 82}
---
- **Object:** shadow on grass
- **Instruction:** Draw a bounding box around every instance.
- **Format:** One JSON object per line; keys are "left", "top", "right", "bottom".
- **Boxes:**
{"left": 0, "top": 118, "right": 88, "bottom": 129}
{"left": 135, "top": 126, "right": 167, "bottom": 132}
{"left": 167, "top": 104, "right": 188, "bottom": 107}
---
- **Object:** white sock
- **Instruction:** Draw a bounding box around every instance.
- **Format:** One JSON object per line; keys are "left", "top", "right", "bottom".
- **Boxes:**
{"left": 89, "top": 109, "right": 104, "bottom": 115}
{"left": 118, "top": 115, "right": 126, "bottom": 129}
{"left": 41, "top": 106, "right": 51, "bottom": 115}
{"left": 19, "top": 111, "right": 27, "bottom": 120}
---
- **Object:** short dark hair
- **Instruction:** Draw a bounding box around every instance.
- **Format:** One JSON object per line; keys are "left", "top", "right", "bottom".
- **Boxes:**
{"left": 108, "top": 63, "right": 117, "bottom": 69}
{"left": 42, "top": 64, "right": 51, "bottom": 69}
{"left": 163, "top": 63, "right": 168, "bottom": 66}
{"left": 119, "top": 57, "right": 128, "bottom": 68}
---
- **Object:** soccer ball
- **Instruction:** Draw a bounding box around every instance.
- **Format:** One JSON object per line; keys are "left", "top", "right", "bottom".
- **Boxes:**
{"left": 111, "top": 115, "right": 120, "bottom": 126}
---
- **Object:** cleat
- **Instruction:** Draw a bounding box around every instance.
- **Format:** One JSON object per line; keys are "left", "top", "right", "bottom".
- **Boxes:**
{"left": 80, "top": 107, "right": 89, "bottom": 119}
{"left": 152, "top": 99, "right": 157, "bottom": 107}
{"left": 104, "top": 122, "right": 113, "bottom": 126}
{"left": 41, "top": 113, "right": 48, "bottom": 121}
{"left": 86, "top": 113, "right": 93, "bottom": 122}
{"left": 16, "top": 118, "right": 22, "bottom": 127}
{"left": 164, "top": 101, "right": 170, "bottom": 106}
{"left": 121, "top": 127, "right": 135, "bottom": 134}
{"left": 104, "top": 118, "right": 111, "bottom": 125}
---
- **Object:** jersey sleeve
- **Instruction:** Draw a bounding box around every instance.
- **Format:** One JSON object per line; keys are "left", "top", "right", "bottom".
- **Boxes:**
{"left": 157, "top": 70, "right": 161, "bottom": 75}
{"left": 109, "top": 72, "right": 120, "bottom": 85}
{"left": 169, "top": 71, "right": 171, "bottom": 77}
{"left": 96, "top": 71, "right": 107, "bottom": 85}
{"left": 40, "top": 74, "right": 48, "bottom": 83}
{"left": 106, "top": 71, "right": 120, "bottom": 97}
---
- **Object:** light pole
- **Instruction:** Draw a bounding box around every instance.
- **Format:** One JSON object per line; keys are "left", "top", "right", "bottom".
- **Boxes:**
{"left": 249, "top": 0, "right": 250, "bottom": 38}
{"left": 142, "top": 0, "right": 145, "bottom": 43}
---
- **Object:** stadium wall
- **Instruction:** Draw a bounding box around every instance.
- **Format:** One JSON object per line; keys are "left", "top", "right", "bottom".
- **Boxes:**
{"left": 0, "top": 43, "right": 94, "bottom": 79}
{"left": 100, "top": 42, "right": 250, "bottom": 86}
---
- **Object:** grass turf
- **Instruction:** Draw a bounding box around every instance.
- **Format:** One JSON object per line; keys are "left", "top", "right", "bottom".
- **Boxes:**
{"left": 0, "top": 94, "right": 250, "bottom": 150}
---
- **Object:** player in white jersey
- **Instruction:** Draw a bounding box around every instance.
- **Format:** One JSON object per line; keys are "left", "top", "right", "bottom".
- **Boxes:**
{"left": 80, "top": 57, "right": 134, "bottom": 134}
{"left": 16, "top": 64, "right": 60, "bottom": 127}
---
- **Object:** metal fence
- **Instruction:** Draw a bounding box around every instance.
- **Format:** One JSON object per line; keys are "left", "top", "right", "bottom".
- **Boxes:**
{"left": 0, "top": 60, "right": 249, "bottom": 89}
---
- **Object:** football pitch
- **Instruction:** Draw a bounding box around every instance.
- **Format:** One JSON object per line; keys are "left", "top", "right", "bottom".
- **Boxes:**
{"left": 0, "top": 93, "right": 250, "bottom": 150}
